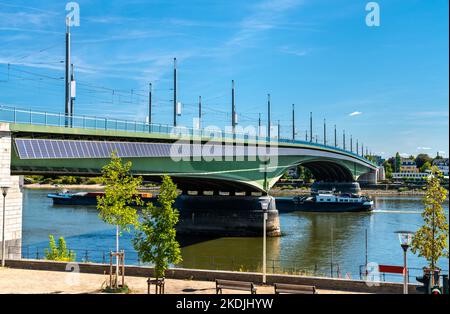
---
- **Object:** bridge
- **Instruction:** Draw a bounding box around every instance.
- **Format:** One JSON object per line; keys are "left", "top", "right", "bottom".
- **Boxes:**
{"left": 0, "top": 106, "right": 378, "bottom": 256}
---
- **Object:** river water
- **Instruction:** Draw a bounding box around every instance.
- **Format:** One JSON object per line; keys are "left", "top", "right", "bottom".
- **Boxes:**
{"left": 21, "top": 189, "right": 449, "bottom": 282}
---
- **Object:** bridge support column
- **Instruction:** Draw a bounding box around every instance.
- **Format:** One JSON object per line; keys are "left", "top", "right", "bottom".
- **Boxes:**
{"left": 0, "top": 124, "right": 23, "bottom": 261}
{"left": 175, "top": 195, "right": 281, "bottom": 237}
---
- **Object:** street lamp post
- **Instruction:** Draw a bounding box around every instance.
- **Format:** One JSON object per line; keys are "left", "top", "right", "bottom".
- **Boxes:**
{"left": 260, "top": 198, "right": 269, "bottom": 284}
{"left": 1, "top": 186, "right": 10, "bottom": 267}
{"left": 396, "top": 231, "right": 414, "bottom": 294}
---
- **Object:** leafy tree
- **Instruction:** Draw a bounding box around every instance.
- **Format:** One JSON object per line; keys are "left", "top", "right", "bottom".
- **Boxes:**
{"left": 411, "top": 167, "right": 449, "bottom": 280}
{"left": 383, "top": 161, "right": 393, "bottom": 179}
{"left": 45, "top": 235, "right": 76, "bottom": 262}
{"left": 97, "top": 153, "right": 142, "bottom": 286}
{"left": 394, "top": 152, "right": 401, "bottom": 173}
{"left": 415, "top": 154, "right": 432, "bottom": 169}
{"left": 133, "top": 175, "right": 182, "bottom": 281}
{"left": 420, "top": 161, "right": 432, "bottom": 173}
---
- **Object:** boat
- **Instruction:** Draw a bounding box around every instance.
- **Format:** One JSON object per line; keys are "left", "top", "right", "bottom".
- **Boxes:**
{"left": 47, "top": 190, "right": 154, "bottom": 206}
{"left": 276, "top": 191, "right": 373, "bottom": 213}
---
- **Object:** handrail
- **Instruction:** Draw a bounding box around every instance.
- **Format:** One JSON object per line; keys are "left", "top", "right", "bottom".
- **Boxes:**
{"left": 0, "top": 104, "right": 377, "bottom": 167}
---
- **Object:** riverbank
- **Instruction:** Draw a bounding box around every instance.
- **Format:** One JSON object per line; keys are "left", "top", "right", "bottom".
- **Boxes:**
{"left": 23, "top": 184, "right": 428, "bottom": 196}
{"left": 270, "top": 187, "right": 427, "bottom": 197}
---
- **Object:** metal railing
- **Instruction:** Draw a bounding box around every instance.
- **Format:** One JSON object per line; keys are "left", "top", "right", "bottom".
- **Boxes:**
{"left": 5, "top": 244, "right": 435, "bottom": 283}
{"left": 0, "top": 105, "right": 375, "bottom": 166}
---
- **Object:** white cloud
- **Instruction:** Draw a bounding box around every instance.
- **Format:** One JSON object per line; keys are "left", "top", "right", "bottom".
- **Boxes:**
{"left": 416, "top": 147, "right": 432, "bottom": 150}
{"left": 399, "top": 153, "right": 411, "bottom": 158}
{"left": 349, "top": 111, "right": 362, "bottom": 116}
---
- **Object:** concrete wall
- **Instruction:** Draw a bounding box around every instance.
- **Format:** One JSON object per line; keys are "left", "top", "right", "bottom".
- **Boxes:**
{"left": 0, "top": 123, "right": 23, "bottom": 260}
{"left": 5, "top": 259, "right": 421, "bottom": 294}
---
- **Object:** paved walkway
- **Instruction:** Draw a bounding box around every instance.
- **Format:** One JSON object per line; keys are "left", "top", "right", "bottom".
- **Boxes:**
{"left": 0, "top": 267, "right": 364, "bottom": 294}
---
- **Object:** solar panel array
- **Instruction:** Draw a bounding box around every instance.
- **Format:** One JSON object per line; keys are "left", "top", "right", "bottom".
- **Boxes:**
{"left": 14, "top": 138, "right": 174, "bottom": 159}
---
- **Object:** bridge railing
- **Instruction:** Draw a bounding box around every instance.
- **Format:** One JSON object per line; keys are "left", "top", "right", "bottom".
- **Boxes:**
{"left": 0, "top": 105, "right": 375, "bottom": 166}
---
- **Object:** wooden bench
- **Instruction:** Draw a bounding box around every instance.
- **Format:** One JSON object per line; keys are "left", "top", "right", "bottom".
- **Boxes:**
{"left": 274, "top": 283, "right": 317, "bottom": 294}
{"left": 216, "top": 279, "right": 257, "bottom": 294}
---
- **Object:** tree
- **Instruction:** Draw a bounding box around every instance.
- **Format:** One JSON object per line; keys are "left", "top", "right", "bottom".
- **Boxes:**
{"left": 394, "top": 152, "right": 401, "bottom": 173}
{"left": 97, "top": 153, "right": 142, "bottom": 288}
{"left": 420, "top": 161, "right": 432, "bottom": 173}
{"left": 383, "top": 161, "right": 393, "bottom": 179}
{"left": 45, "top": 235, "right": 76, "bottom": 262}
{"left": 133, "top": 175, "right": 182, "bottom": 281}
{"left": 411, "top": 167, "right": 449, "bottom": 281}
{"left": 415, "top": 154, "right": 432, "bottom": 169}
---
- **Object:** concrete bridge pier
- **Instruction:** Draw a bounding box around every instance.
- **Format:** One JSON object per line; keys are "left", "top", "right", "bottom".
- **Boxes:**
{"left": 175, "top": 195, "right": 281, "bottom": 237}
{"left": 0, "top": 124, "right": 23, "bottom": 261}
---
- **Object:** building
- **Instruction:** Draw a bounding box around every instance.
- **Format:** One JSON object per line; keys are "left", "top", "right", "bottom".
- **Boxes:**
{"left": 400, "top": 158, "right": 419, "bottom": 173}
{"left": 371, "top": 155, "right": 385, "bottom": 166}
{"left": 432, "top": 158, "right": 449, "bottom": 176}
{"left": 392, "top": 172, "right": 431, "bottom": 180}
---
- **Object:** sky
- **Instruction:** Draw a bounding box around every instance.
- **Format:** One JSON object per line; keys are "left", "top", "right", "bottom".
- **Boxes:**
{"left": 0, "top": 0, "right": 448, "bottom": 159}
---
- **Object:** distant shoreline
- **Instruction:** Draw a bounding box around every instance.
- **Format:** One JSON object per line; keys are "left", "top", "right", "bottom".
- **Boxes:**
{"left": 23, "top": 183, "right": 428, "bottom": 197}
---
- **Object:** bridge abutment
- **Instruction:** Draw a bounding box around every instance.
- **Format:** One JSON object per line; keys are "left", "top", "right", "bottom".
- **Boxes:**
{"left": 0, "top": 124, "right": 23, "bottom": 261}
{"left": 175, "top": 195, "right": 281, "bottom": 237}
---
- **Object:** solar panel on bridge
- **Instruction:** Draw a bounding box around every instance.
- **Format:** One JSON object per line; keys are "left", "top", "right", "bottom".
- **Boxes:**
{"left": 14, "top": 138, "right": 172, "bottom": 159}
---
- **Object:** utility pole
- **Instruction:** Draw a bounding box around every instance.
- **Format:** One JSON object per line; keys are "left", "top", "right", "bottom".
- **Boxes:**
{"left": 350, "top": 135, "right": 353, "bottom": 153}
{"left": 173, "top": 58, "right": 177, "bottom": 127}
{"left": 65, "top": 18, "right": 71, "bottom": 127}
{"left": 323, "top": 118, "right": 327, "bottom": 146}
{"left": 258, "top": 113, "right": 261, "bottom": 137}
{"left": 231, "top": 80, "right": 236, "bottom": 134}
{"left": 148, "top": 83, "right": 152, "bottom": 125}
{"left": 356, "top": 140, "right": 359, "bottom": 156}
{"left": 343, "top": 130, "right": 346, "bottom": 150}
{"left": 198, "top": 96, "right": 202, "bottom": 129}
{"left": 361, "top": 143, "right": 364, "bottom": 156}
{"left": 292, "top": 104, "right": 295, "bottom": 141}
{"left": 309, "top": 112, "right": 313, "bottom": 142}
{"left": 69, "top": 63, "right": 75, "bottom": 127}
{"left": 334, "top": 125, "right": 337, "bottom": 147}
{"left": 278, "top": 120, "right": 280, "bottom": 139}
{"left": 267, "top": 94, "right": 271, "bottom": 138}
{"left": 305, "top": 130, "right": 308, "bottom": 141}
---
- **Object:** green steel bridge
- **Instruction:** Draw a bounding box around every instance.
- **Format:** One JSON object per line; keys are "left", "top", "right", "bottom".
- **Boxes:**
{"left": 1, "top": 105, "right": 378, "bottom": 194}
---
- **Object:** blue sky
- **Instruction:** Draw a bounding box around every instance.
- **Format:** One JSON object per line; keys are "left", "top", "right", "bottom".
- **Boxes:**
{"left": 0, "top": 0, "right": 448, "bottom": 158}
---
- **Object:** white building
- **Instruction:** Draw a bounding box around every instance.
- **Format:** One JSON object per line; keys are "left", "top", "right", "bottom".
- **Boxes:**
{"left": 392, "top": 172, "right": 431, "bottom": 180}
{"left": 432, "top": 158, "right": 449, "bottom": 176}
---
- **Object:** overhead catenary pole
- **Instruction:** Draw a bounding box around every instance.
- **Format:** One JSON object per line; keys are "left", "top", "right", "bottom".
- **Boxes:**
{"left": 267, "top": 94, "right": 271, "bottom": 138}
{"left": 356, "top": 140, "right": 359, "bottom": 156}
{"left": 305, "top": 130, "right": 308, "bottom": 141}
{"left": 350, "top": 135, "right": 353, "bottom": 153}
{"left": 309, "top": 112, "right": 313, "bottom": 142}
{"left": 70, "top": 63, "right": 75, "bottom": 127}
{"left": 292, "top": 104, "right": 295, "bottom": 141}
{"left": 343, "top": 130, "right": 346, "bottom": 150}
{"left": 258, "top": 113, "right": 261, "bottom": 137}
{"left": 173, "top": 58, "right": 177, "bottom": 127}
{"left": 65, "top": 18, "right": 71, "bottom": 127}
{"left": 323, "top": 118, "right": 327, "bottom": 146}
{"left": 198, "top": 96, "right": 202, "bottom": 129}
{"left": 334, "top": 125, "right": 337, "bottom": 147}
{"left": 278, "top": 120, "right": 281, "bottom": 139}
{"left": 148, "top": 83, "right": 152, "bottom": 125}
{"left": 232, "top": 80, "right": 236, "bottom": 134}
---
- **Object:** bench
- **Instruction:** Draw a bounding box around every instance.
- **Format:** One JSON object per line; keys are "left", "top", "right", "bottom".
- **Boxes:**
{"left": 216, "top": 279, "right": 257, "bottom": 294}
{"left": 274, "top": 283, "right": 317, "bottom": 294}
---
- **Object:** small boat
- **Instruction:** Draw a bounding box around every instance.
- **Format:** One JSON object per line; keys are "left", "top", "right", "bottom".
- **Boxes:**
{"left": 47, "top": 190, "right": 153, "bottom": 206}
{"left": 276, "top": 191, "right": 373, "bottom": 213}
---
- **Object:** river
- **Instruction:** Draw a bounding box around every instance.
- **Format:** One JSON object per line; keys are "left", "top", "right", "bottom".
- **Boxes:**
{"left": 21, "top": 189, "right": 449, "bottom": 282}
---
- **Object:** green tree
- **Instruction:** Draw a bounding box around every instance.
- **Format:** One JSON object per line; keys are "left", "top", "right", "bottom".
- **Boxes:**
{"left": 420, "top": 161, "right": 432, "bottom": 173}
{"left": 97, "top": 153, "right": 142, "bottom": 286}
{"left": 395, "top": 152, "right": 401, "bottom": 173}
{"left": 383, "top": 161, "right": 393, "bottom": 179}
{"left": 45, "top": 235, "right": 76, "bottom": 262}
{"left": 133, "top": 175, "right": 182, "bottom": 281}
{"left": 411, "top": 167, "right": 449, "bottom": 279}
{"left": 415, "top": 154, "right": 432, "bottom": 169}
